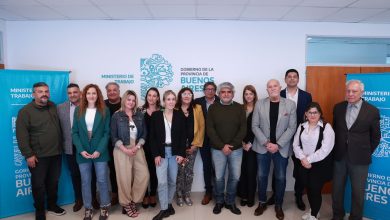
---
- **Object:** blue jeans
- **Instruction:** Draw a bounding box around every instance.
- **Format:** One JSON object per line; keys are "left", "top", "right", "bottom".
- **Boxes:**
{"left": 257, "top": 152, "right": 288, "bottom": 206}
{"left": 211, "top": 148, "right": 242, "bottom": 205}
{"left": 79, "top": 162, "right": 110, "bottom": 209}
{"left": 156, "top": 147, "right": 178, "bottom": 210}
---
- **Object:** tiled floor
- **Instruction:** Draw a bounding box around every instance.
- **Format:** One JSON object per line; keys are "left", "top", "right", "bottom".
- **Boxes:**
{"left": 3, "top": 192, "right": 370, "bottom": 220}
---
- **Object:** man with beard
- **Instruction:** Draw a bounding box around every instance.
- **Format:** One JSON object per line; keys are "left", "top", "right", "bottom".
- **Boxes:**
{"left": 16, "top": 82, "right": 66, "bottom": 220}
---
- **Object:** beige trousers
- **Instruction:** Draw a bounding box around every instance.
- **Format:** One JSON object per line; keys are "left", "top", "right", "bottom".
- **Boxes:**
{"left": 113, "top": 147, "right": 150, "bottom": 205}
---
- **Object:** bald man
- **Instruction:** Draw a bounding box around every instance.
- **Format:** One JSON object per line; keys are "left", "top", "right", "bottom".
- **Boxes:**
{"left": 251, "top": 79, "right": 297, "bottom": 220}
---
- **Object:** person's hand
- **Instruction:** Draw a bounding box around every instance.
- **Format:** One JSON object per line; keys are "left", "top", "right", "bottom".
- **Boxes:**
{"left": 80, "top": 151, "right": 92, "bottom": 159}
{"left": 155, "top": 156, "right": 162, "bottom": 166}
{"left": 176, "top": 156, "right": 184, "bottom": 164}
{"left": 26, "top": 155, "right": 38, "bottom": 168}
{"left": 266, "top": 143, "right": 279, "bottom": 154}
{"left": 90, "top": 151, "right": 100, "bottom": 159}
{"left": 301, "top": 158, "right": 312, "bottom": 169}
{"left": 186, "top": 146, "right": 197, "bottom": 155}
{"left": 222, "top": 144, "right": 232, "bottom": 155}
{"left": 243, "top": 143, "right": 252, "bottom": 151}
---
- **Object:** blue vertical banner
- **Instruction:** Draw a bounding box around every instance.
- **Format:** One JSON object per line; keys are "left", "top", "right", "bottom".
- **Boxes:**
{"left": 0, "top": 70, "right": 73, "bottom": 218}
{"left": 345, "top": 73, "right": 390, "bottom": 220}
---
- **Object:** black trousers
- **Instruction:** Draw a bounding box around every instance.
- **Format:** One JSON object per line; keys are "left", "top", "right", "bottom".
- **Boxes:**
{"left": 66, "top": 153, "right": 82, "bottom": 201}
{"left": 29, "top": 155, "right": 61, "bottom": 212}
{"left": 237, "top": 149, "right": 257, "bottom": 203}
{"left": 298, "top": 163, "right": 326, "bottom": 217}
{"left": 199, "top": 145, "right": 214, "bottom": 194}
{"left": 144, "top": 144, "right": 158, "bottom": 197}
{"left": 108, "top": 144, "right": 118, "bottom": 194}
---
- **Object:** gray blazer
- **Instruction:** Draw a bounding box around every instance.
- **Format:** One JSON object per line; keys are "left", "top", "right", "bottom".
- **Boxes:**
{"left": 251, "top": 97, "right": 297, "bottom": 158}
{"left": 57, "top": 101, "right": 73, "bottom": 155}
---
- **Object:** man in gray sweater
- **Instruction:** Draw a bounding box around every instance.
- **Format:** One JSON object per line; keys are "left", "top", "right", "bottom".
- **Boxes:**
{"left": 207, "top": 82, "right": 246, "bottom": 215}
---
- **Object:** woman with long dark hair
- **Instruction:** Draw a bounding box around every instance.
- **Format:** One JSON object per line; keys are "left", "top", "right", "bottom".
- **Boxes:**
{"left": 72, "top": 84, "right": 111, "bottom": 220}
{"left": 140, "top": 87, "right": 161, "bottom": 208}
{"left": 175, "top": 87, "right": 205, "bottom": 207}
{"left": 237, "top": 85, "right": 258, "bottom": 207}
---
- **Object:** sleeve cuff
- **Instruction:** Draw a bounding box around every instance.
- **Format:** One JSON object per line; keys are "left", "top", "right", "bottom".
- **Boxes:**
{"left": 115, "top": 140, "right": 123, "bottom": 148}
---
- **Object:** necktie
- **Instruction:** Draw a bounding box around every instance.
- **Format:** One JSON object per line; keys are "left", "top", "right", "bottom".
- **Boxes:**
{"left": 347, "top": 104, "right": 358, "bottom": 129}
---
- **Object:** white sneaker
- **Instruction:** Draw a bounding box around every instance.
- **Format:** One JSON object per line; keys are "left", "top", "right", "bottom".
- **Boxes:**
{"left": 302, "top": 210, "right": 320, "bottom": 220}
{"left": 302, "top": 212, "right": 311, "bottom": 220}
{"left": 307, "top": 215, "right": 318, "bottom": 220}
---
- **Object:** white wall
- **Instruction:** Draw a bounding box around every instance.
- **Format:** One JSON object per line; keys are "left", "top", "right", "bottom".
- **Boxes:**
{"left": 5, "top": 20, "right": 390, "bottom": 191}
{"left": 0, "top": 20, "right": 5, "bottom": 64}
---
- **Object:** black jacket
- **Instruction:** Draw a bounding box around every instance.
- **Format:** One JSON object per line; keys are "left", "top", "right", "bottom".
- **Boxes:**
{"left": 194, "top": 95, "right": 220, "bottom": 147}
{"left": 150, "top": 110, "right": 186, "bottom": 158}
{"left": 333, "top": 100, "right": 381, "bottom": 165}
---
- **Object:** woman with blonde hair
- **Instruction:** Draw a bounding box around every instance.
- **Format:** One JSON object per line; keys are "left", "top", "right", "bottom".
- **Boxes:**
{"left": 110, "top": 90, "right": 149, "bottom": 217}
{"left": 150, "top": 90, "right": 186, "bottom": 220}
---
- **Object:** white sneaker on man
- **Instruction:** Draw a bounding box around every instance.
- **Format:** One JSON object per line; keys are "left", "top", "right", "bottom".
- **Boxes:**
{"left": 302, "top": 210, "right": 320, "bottom": 220}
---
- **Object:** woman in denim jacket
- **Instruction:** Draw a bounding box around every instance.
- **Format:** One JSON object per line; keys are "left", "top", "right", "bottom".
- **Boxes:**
{"left": 110, "top": 90, "right": 149, "bottom": 218}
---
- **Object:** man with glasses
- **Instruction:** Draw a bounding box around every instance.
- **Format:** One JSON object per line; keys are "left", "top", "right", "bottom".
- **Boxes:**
{"left": 194, "top": 82, "right": 220, "bottom": 205}
{"left": 252, "top": 79, "right": 296, "bottom": 220}
{"left": 207, "top": 82, "right": 246, "bottom": 215}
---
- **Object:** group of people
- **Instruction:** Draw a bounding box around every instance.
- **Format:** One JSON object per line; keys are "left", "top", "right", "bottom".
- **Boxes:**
{"left": 16, "top": 68, "right": 381, "bottom": 220}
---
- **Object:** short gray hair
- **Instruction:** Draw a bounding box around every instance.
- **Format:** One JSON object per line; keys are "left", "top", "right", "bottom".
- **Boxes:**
{"left": 105, "top": 82, "right": 120, "bottom": 90}
{"left": 346, "top": 79, "right": 364, "bottom": 91}
{"left": 217, "top": 82, "right": 235, "bottom": 94}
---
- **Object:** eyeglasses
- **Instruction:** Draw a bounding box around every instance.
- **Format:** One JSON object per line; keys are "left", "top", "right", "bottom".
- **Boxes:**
{"left": 307, "top": 111, "right": 319, "bottom": 115}
{"left": 181, "top": 93, "right": 193, "bottom": 97}
{"left": 204, "top": 88, "right": 215, "bottom": 92}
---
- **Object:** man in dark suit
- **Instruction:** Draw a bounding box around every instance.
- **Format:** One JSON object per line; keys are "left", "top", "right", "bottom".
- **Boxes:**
{"left": 332, "top": 80, "right": 381, "bottom": 220}
{"left": 194, "top": 81, "right": 220, "bottom": 205}
{"left": 268, "top": 69, "right": 312, "bottom": 211}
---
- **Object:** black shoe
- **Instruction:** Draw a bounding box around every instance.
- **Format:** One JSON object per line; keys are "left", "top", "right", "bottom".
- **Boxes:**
{"left": 254, "top": 202, "right": 267, "bottom": 216}
{"left": 47, "top": 205, "right": 66, "bottom": 216}
{"left": 73, "top": 199, "right": 83, "bottom": 212}
{"left": 275, "top": 205, "right": 284, "bottom": 220}
{"left": 213, "top": 203, "right": 224, "bottom": 214}
{"left": 295, "top": 195, "right": 306, "bottom": 211}
{"left": 240, "top": 199, "right": 247, "bottom": 206}
{"left": 35, "top": 211, "right": 46, "bottom": 220}
{"left": 152, "top": 210, "right": 169, "bottom": 220}
{"left": 266, "top": 194, "right": 275, "bottom": 205}
{"left": 225, "top": 204, "right": 241, "bottom": 215}
{"left": 167, "top": 204, "right": 175, "bottom": 216}
{"left": 247, "top": 200, "right": 255, "bottom": 207}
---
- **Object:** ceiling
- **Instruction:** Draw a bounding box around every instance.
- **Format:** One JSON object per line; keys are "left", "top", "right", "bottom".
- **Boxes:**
{"left": 1, "top": 0, "right": 390, "bottom": 23}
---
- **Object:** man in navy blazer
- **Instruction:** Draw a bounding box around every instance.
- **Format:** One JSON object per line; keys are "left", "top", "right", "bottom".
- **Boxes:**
{"left": 332, "top": 80, "right": 381, "bottom": 220}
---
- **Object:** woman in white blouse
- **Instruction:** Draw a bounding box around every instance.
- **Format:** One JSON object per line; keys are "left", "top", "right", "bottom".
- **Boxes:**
{"left": 293, "top": 102, "right": 335, "bottom": 220}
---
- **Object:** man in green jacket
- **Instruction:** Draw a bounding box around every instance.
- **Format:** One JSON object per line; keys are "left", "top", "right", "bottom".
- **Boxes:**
{"left": 16, "top": 82, "right": 66, "bottom": 220}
